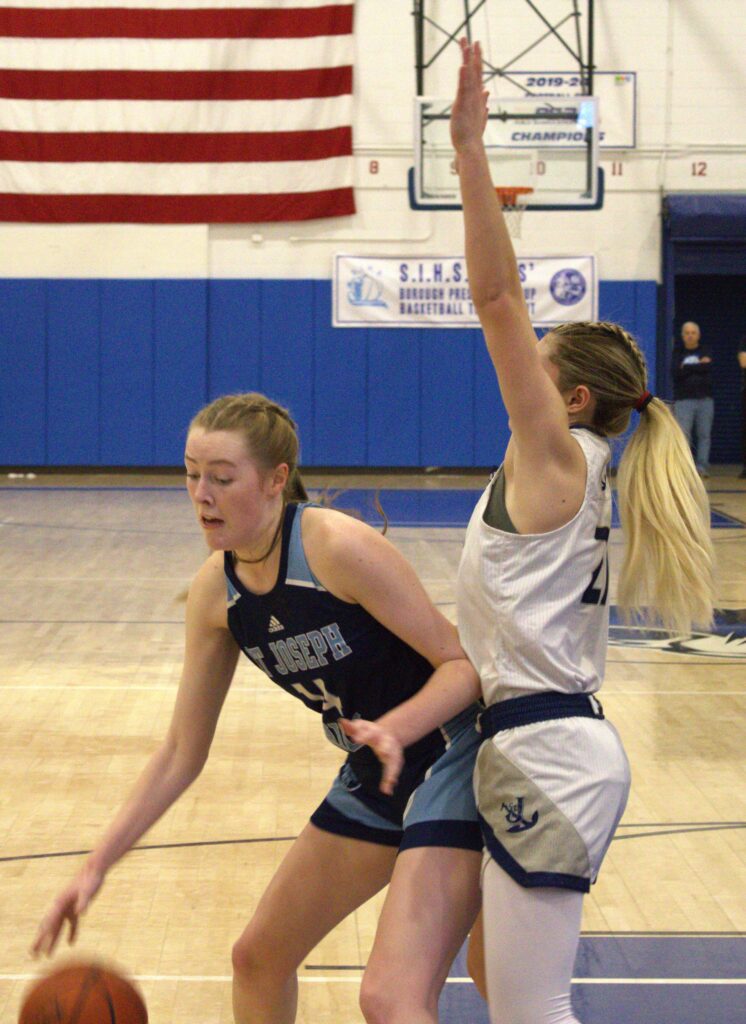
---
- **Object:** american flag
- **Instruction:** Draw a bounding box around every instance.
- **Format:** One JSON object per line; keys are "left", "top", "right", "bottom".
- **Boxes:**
{"left": 0, "top": 1, "right": 355, "bottom": 222}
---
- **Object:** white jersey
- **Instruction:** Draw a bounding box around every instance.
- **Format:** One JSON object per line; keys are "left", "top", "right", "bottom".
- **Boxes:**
{"left": 456, "top": 427, "right": 611, "bottom": 705}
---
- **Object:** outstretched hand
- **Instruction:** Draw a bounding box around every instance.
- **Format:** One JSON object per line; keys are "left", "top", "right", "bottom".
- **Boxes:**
{"left": 341, "top": 719, "right": 404, "bottom": 796}
{"left": 31, "top": 864, "right": 104, "bottom": 958}
{"left": 450, "top": 38, "right": 489, "bottom": 154}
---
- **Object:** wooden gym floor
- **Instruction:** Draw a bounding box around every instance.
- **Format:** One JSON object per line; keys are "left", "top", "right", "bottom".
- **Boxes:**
{"left": 0, "top": 470, "right": 744, "bottom": 1023}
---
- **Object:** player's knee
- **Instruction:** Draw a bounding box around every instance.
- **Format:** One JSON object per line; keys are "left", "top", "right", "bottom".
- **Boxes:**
{"left": 360, "top": 971, "right": 431, "bottom": 1024}
{"left": 231, "top": 932, "right": 261, "bottom": 981}
{"left": 231, "top": 923, "right": 292, "bottom": 982}
{"left": 359, "top": 971, "right": 395, "bottom": 1024}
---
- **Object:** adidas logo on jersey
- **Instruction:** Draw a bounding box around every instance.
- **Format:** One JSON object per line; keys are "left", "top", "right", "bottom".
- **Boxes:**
{"left": 268, "top": 615, "right": 285, "bottom": 634}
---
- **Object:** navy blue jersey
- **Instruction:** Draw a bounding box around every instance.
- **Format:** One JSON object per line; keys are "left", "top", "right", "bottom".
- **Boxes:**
{"left": 224, "top": 502, "right": 447, "bottom": 818}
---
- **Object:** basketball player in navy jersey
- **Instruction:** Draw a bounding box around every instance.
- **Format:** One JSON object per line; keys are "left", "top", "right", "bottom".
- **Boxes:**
{"left": 32, "top": 393, "right": 484, "bottom": 1024}
{"left": 346, "top": 39, "right": 714, "bottom": 1024}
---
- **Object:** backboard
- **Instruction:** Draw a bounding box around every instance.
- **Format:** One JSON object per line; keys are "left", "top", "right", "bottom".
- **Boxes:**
{"left": 412, "top": 93, "right": 602, "bottom": 211}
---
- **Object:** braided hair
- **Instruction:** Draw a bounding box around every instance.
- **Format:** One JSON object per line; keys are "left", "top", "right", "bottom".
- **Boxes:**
{"left": 549, "top": 321, "right": 647, "bottom": 436}
{"left": 189, "top": 393, "right": 309, "bottom": 564}
{"left": 190, "top": 393, "right": 308, "bottom": 504}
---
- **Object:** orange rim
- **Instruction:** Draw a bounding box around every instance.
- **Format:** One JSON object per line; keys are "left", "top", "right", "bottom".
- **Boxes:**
{"left": 495, "top": 186, "right": 534, "bottom": 208}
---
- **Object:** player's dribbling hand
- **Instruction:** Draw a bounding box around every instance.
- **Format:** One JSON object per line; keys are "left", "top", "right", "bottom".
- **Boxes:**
{"left": 31, "top": 864, "right": 104, "bottom": 958}
{"left": 450, "top": 38, "right": 489, "bottom": 153}
{"left": 340, "top": 718, "right": 404, "bottom": 796}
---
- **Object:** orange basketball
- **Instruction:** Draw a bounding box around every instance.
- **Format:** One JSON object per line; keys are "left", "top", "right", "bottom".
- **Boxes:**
{"left": 19, "top": 961, "right": 148, "bottom": 1024}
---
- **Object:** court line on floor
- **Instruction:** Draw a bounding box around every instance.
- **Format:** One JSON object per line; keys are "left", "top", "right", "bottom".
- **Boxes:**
{"left": 580, "top": 930, "right": 746, "bottom": 936}
{"left": 2, "top": 823, "right": 743, "bottom": 866}
{"left": 607, "top": 660, "right": 746, "bottom": 667}
{"left": 613, "top": 823, "right": 746, "bottom": 841}
{"left": 615, "top": 822, "right": 744, "bottom": 828}
{"left": 0, "top": 973, "right": 743, "bottom": 985}
{"left": 0, "top": 620, "right": 186, "bottom": 625}
{"left": 0, "top": 835, "right": 298, "bottom": 864}
{"left": 0, "top": 520, "right": 194, "bottom": 536}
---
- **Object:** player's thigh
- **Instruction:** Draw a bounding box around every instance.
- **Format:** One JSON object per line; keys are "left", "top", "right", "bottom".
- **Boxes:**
{"left": 481, "top": 858, "right": 583, "bottom": 1024}
{"left": 235, "top": 822, "right": 397, "bottom": 972}
{"left": 364, "top": 845, "right": 482, "bottom": 997}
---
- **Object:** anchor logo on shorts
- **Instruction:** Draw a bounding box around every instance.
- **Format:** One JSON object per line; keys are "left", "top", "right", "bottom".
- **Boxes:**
{"left": 502, "top": 797, "right": 539, "bottom": 833}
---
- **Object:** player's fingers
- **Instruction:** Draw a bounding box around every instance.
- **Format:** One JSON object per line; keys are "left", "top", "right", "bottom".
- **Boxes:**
{"left": 34, "top": 926, "right": 57, "bottom": 958}
{"left": 340, "top": 718, "right": 376, "bottom": 744}
{"left": 31, "top": 911, "right": 59, "bottom": 958}
{"left": 48, "top": 911, "right": 69, "bottom": 955}
{"left": 379, "top": 756, "right": 403, "bottom": 795}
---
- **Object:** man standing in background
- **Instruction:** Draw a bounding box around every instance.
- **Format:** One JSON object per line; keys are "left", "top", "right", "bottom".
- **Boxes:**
{"left": 673, "top": 321, "right": 714, "bottom": 478}
{"left": 738, "top": 336, "right": 746, "bottom": 479}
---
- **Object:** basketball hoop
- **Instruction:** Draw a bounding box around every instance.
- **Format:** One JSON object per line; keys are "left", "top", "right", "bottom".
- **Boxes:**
{"left": 495, "top": 186, "right": 533, "bottom": 238}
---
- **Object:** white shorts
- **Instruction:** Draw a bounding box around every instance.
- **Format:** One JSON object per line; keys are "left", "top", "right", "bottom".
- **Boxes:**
{"left": 476, "top": 705, "right": 630, "bottom": 892}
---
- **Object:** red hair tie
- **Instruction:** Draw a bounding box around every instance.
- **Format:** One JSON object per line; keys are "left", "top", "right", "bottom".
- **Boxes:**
{"left": 634, "top": 390, "right": 653, "bottom": 412}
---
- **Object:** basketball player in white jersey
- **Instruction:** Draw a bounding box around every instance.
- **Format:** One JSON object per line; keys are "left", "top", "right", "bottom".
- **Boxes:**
{"left": 346, "top": 38, "right": 714, "bottom": 1024}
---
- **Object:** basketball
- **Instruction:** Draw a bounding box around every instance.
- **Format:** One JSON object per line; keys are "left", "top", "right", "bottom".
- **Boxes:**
{"left": 19, "top": 962, "right": 148, "bottom": 1024}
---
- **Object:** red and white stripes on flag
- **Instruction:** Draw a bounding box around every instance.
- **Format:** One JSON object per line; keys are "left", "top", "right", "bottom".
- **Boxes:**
{"left": 0, "top": 1, "right": 355, "bottom": 223}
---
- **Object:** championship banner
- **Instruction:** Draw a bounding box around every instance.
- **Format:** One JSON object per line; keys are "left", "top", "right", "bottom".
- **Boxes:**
{"left": 333, "top": 255, "right": 597, "bottom": 328}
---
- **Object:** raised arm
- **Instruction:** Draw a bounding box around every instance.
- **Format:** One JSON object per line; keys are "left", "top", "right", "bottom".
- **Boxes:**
{"left": 452, "top": 40, "right": 578, "bottom": 466}
{"left": 32, "top": 554, "right": 239, "bottom": 956}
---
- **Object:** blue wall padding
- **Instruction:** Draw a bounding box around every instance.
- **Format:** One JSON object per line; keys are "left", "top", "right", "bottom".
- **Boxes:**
{"left": 153, "top": 280, "right": 208, "bottom": 463}
{"left": 0, "top": 277, "right": 658, "bottom": 467}
{"left": 0, "top": 279, "right": 47, "bottom": 464}
{"left": 47, "top": 279, "right": 100, "bottom": 464}
{"left": 312, "top": 308, "right": 367, "bottom": 466}
{"left": 100, "top": 280, "right": 155, "bottom": 465}
{"left": 473, "top": 334, "right": 510, "bottom": 466}
{"left": 421, "top": 328, "right": 475, "bottom": 466}
{"left": 259, "top": 280, "right": 316, "bottom": 463}
{"left": 207, "top": 279, "right": 262, "bottom": 401}
{"left": 367, "top": 327, "right": 420, "bottom": 465}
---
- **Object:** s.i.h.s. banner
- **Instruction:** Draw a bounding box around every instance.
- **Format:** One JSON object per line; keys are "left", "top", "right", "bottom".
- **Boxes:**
{"left": 333, "top": 255, "right": 597, "bottom": 328}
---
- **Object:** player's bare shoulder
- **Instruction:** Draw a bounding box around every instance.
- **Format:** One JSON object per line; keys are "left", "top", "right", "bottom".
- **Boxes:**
{"left": 302, "top": 502, "right": 386, "bottom": 555}
{"left": 300, "top": 503, "right": 388, "bottom": 602}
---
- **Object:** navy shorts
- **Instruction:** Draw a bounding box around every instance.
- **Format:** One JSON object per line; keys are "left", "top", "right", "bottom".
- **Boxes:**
{"left": 310, "top": 704, "right": 483, "bottom": 853}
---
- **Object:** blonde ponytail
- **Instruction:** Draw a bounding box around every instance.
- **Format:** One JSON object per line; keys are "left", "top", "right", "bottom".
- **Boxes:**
{"left": 615, "top": 398, "right": 715, "bottom": 633}
{"left": 550, "top": 322, "right": 715, "bottom": 633}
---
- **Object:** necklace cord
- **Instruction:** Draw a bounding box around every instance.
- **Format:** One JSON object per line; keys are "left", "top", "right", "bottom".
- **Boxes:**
{"left": 232, "top": 497, "right": 287, "bottom": 566}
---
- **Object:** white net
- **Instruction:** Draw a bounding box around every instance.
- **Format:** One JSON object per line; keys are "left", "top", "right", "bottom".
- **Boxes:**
{"left": 497, "top": 187, "right": 533, "bottom": 239}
